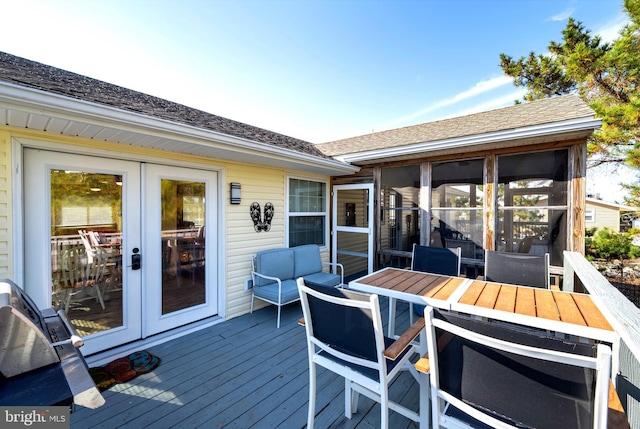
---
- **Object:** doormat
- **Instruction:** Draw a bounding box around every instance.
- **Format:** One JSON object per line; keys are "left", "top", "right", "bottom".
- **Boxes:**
{"left": 89, "top": 350, "right": 161, "bottom": 392}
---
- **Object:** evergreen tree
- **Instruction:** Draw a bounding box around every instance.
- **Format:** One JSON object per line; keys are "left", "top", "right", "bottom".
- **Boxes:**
{"left": 500, "top": 0, "right": 640, "bottom": 204}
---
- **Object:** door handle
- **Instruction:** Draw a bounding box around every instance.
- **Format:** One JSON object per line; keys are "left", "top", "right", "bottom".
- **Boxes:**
{"left": 131, "top": 248, "right": 141, "bottom": 270}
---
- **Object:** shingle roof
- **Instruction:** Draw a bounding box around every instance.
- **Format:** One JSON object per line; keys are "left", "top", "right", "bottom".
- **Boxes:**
{"left": 0, "top": 52, "right": 328, "bottom": 159}
{"left": 315, "top": 94, "right": 595, "bottom": 157}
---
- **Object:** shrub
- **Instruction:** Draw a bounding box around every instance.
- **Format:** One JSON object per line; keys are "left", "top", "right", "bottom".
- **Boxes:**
{"left": 587, "top": 228, "right": 637, "bottom": 260}
{"left": 586, "top": 228, "right": 640, "bottom": 276}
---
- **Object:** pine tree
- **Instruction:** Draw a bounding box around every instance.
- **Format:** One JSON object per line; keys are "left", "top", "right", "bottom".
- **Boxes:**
{"left": 500, "top": 0, "right": 640, "bottom": 204}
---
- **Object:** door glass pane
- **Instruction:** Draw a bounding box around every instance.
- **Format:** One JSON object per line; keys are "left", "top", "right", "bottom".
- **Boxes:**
{"left": 336, "top": 189, "right": 369, "bottom": 228}
{"left": 50, "top": 170, "right": 123, "bottom": 336}
{"left": 336, "top": 231, "right": 369, "bottom": 282}
{"left": 161, "top": 180, "right": 206, "bottom": 314}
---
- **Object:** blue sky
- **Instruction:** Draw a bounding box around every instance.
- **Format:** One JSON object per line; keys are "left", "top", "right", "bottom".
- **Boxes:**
{"left": 0, "top": 0, "right": 634, "bottom": 200}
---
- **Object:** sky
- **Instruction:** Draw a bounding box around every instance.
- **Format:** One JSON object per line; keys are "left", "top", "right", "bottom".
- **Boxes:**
{"left": 0, "top": 0, "right": 634, "bottom": 202}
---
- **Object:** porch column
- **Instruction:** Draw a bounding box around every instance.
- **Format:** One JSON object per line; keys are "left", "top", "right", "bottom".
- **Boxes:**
{"left": 569, "top": 144, "right": 587, "bottom": 253}
{"left": 484, "top": 154, "right": 496, "bottom": 251}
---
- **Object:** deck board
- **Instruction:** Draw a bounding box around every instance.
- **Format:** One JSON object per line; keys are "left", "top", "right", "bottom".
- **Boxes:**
{"left": 71, "top": 297, "right": 419, "bottom": 429}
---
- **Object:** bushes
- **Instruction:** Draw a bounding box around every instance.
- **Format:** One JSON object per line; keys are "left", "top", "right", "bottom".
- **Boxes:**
{"left": 585, "top": 227, "right": 640, "bottom": 262}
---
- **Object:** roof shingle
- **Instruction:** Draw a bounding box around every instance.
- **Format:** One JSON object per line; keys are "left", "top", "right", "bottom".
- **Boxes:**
{"left": 315, "top": 94, "right": 595, "bottom": 156}
{"left": 0, "top": 52, "right": 328, "bottom": 158}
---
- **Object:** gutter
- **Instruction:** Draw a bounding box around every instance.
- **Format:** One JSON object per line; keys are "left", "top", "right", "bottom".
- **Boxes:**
{"left": 0, "top": 82, "right": 359, "bottom": 175}
{"left": 335, "top": 116, "right": 602, "bottom": 163}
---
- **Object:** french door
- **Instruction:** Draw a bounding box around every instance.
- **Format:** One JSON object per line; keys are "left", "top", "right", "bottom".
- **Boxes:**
{"left": 24, "top": 149, "right": 218, "bottom": 355}
{"left": 332, "top": 184, "right": 374, "bottom": 283}
{"left": 143, "top": 163, "right": 218, "bottom": 336}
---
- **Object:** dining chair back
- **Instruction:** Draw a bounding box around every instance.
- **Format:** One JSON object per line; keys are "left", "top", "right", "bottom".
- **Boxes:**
{"left": 408, "top": 244, "right": 461, "bottom": 321}
{"left": 484, "top": 250, "right": 550, "bottom": 288}
{"left": 411, "top": 244, "right": 461, "bottom": 276}
{"left": 425, "top": 306, "right": 612, "bottom": 429}
{"left": 297, "top": 278, "right": 420, "bottom": 429}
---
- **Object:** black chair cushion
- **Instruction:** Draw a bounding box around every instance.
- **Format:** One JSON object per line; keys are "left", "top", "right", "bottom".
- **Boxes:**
{"left": 434, "top": 309, "right": 598, "bottom": 429}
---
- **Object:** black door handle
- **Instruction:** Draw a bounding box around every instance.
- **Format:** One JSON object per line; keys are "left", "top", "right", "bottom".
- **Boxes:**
{"left": 131, "top": 248, "right": 141, "bottom": 270}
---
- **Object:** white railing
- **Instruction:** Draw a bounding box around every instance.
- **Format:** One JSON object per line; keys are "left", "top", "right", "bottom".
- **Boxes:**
{"left": 563, "top": 251, "right": 640, "bottom": 426}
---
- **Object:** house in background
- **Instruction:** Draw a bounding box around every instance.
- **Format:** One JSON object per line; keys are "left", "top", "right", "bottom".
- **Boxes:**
{"left": 0, "top": 52, "right": 601, "bottom": 363}
{"left": 585, "top": 195, "right": 640, "bottom": 232}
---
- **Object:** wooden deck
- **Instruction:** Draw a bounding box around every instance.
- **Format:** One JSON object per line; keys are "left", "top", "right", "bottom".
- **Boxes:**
{"left": 71, "top": 298, "right": 420, "bottom": 429}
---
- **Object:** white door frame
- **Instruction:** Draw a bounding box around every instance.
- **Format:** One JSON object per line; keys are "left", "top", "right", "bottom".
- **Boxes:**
{"left": 14, "top": 137, "right": 227, "bottom": 355}
{"left": 332, "top": 183, "right": 374, "bottom": 277}
{"left": 142, "top": 163, "right": 219, "bottom": 336}
{"left": 23, "top": 148, "right": 143, "bottom": 355}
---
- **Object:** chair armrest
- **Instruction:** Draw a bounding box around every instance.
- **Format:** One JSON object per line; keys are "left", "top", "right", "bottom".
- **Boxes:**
{"left": 415, "top": 354, "right": 430, "bottom": 374}
{"left": 251, "top": 271, "right": 283, "bottom": 285}
{"left": 384, "top": 317, "right": 425, "bottom": 360}
{"left": 322, "top": 261, "right": 345, "bottom": 284}
{"left": 298, "top": 317, "right": 305, "bottom": 326}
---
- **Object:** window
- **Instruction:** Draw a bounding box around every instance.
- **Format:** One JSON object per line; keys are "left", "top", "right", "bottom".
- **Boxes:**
{"left": 287, "top": 177, "right": 328, "bottom": 247}
{"left": 497, "top": 149, "right": 568, "bottom": 265}
{"left": 585, "top": 210, "right": 596, "bottom": 223}
{"left": 380, "top": 166, "right": 420, "bottom": 254}
{"left": 431, "top": 159, "right": 484, "bottom": 259}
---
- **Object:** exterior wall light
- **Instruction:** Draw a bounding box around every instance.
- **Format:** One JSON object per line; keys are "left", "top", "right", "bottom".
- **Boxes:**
{"left": 230, "top": 182, "right": 241, "bottom": 204}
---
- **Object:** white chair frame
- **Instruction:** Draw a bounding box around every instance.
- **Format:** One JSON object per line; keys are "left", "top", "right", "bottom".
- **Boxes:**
{"left": 425, "top": 306, "right": 612, "bottom": 429}
{"left": 298, "top": 278, "right": 421, "bottom": 429}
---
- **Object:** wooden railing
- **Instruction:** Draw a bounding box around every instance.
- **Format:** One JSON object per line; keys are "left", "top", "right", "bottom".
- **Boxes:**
{"left": 563, "top": 251, "right": 640, "bottom": 426}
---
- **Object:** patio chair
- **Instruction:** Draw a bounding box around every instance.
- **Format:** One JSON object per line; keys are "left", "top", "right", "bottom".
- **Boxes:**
{"left": 484, "top": 250, "right": 550, "bottom": 288}
{"left": 297, "top": 278, "right": 422, "bottom": 429}
{"left": 389, "top": 244, "right": 461, "bottom": 337}
{"left": 425, "top": 306, "right": 612, "bottom": 429}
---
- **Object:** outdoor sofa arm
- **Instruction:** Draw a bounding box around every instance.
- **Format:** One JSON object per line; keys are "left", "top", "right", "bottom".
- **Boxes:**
{"left": 384, "top": 317, "right": 425, "bottom": 360}
{"left": 251, "top": 271, "right": 283, "bottom": 291}
{"left": 322, "top": 261, "right": 345, "bottom": 285}
{"left": 251, "top": 271, "right": 283, "bottom": 284}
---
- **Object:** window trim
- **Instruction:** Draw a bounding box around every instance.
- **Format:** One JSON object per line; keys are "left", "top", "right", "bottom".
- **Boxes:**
{"left": 285, "top": 175, "right": 330, "bottom": 249}
{"left": 585, "top": 209, "right": 596, "bottom": 223}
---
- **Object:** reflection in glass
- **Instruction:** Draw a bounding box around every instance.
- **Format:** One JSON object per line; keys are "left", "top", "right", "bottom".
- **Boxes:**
{"left": 50, "top": 170, "right": 123, "bottom": 336}
{"left": 161, "top": 180, "right": 206, "bottom": 314}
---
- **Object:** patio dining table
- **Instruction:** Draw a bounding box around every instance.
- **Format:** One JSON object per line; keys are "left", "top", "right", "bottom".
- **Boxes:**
{"left": 348, "top": 267, "right": 627, "bottom": 429}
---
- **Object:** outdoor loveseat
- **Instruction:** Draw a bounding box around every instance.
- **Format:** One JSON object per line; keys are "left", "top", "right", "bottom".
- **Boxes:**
{"left": 250, "top": 244, "right": 344, "bottom": 327}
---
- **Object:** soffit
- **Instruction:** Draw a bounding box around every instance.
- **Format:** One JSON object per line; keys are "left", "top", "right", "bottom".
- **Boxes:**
{"left": 0, "top": 85, "right": 358, "bottom": 176}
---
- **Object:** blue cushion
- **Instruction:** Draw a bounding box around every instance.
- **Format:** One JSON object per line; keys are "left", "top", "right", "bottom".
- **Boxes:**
{"left": 304, "top": 272, "right": 341, "bottom": 287}
{"left": 252, "top": 279, "right": 300, "bottom": 304}
{"left": 293, "top": 245, "right": 323, "bottom": 278}
{"left": 254, "top": 248, "right": 294, "bottom": 286}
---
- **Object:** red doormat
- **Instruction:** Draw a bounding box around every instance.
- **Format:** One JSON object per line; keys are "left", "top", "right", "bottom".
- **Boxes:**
{"left": 89, "top": 350, "right": 161, "bottom": 392}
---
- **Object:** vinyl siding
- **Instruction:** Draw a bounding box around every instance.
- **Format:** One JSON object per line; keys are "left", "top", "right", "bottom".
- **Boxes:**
{"left": 0, "top": 130, "right": 10, "bottom": 278}
{"left": 1, "top": 126, "right": 331, "bottom": 322}
{"left": 586, "top": 202, "right": 621, "bottom": 232}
